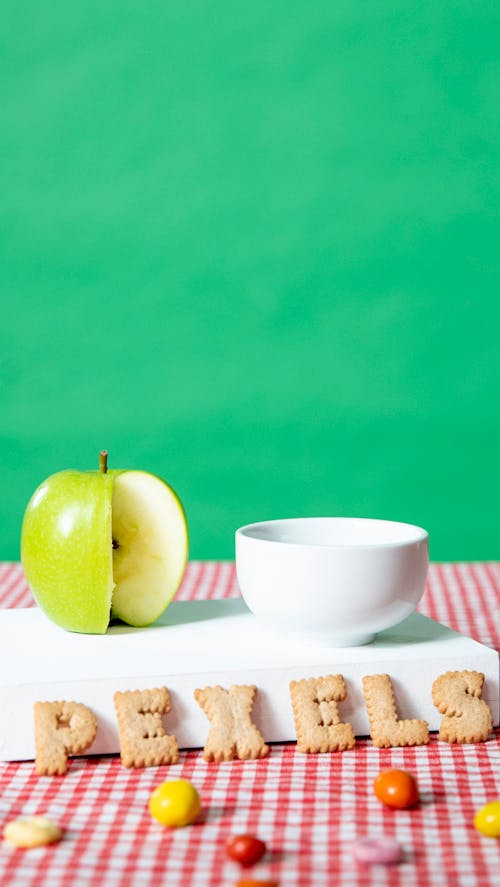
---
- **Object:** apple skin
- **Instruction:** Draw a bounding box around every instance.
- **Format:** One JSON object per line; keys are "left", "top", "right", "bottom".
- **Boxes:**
{"left": 21, "top": 462, "right": 189, "bottom": 635}
{"left": 21, "top": 469, "right": 115, "bottom": 634}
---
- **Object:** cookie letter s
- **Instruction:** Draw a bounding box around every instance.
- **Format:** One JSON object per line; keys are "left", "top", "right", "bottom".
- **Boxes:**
{"left": 432, "top": 670, "right": 493, "bottom": 743}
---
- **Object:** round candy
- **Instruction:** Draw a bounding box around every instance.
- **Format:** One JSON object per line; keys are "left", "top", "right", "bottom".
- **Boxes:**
{"left": 234, "top": 881, "right": 278, "bottom": 887}
{"left": 148, "top": 779, "right": 201, "bottom": 827}
{"left": 352, "top": 836, "right": 403, "bottom": 865}
{"left": 373, "top": 769, "right": 419, "bottom": 809}
{"left": 226, "top": 834, "right": 267, "bottom": 867}
{"left": 474, "top": 801, "right": 500, "bottom": 838}
{"left": 3, "top": 816, "right": 62, "bottom": 849}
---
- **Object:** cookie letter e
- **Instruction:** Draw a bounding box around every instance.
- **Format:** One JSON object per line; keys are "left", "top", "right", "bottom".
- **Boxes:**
{"left": 114, "top": 687, "right": 179, "bottom": 768}
{"left": 289, "top": 674, "right": 355, "bottom": 753}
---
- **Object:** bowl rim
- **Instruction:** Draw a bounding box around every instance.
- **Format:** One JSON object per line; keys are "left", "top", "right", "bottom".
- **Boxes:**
{"left": 235, "top": 516, "right": 429, "bottom": 550}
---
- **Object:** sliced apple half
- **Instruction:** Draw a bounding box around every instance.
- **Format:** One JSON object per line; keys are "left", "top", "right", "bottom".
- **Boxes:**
{"left": 110, "top": 470, "right": 189, "bottom": 627}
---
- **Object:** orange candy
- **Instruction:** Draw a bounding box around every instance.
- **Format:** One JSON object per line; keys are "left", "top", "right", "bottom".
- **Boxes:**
{"left": 234, "top": 881, "right": 279, "bottom": 887}
{"left": 373, "top": 769, "right": 419, "bottom": 809}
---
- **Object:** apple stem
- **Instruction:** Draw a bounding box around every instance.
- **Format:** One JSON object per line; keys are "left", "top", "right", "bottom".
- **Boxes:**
{"left": 99, "top": 450, "right": 108, "bottom": 474}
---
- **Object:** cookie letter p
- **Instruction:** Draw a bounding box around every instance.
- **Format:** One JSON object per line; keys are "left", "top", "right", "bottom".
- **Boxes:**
{"left": 34, "top": 700, "right": 97, "bottom": 775}
{"left": 195, "top": 684, "right": 269, "bottom": 762}
{"left": 432, "top": 670, "right": 493, "bottom": 743}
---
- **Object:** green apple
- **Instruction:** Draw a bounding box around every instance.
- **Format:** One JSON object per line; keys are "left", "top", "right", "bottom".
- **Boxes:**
{"left": 21, "top": 452, "right": 188, "bottom": 634}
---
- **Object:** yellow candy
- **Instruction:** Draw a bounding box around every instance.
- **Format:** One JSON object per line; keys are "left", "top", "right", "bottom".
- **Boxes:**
{"left": 474, "top": 801, "right": 500, "bottom": 838}
{"left": 148, "top": 779, "right": 201, "bottom": 828}
{"left": 3, "top": 816, "right": 62, "bottom": 848}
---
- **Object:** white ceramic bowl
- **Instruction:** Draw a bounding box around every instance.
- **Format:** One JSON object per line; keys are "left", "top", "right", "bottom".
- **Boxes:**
{"left": 235, "top": 517, "right": 429, "bottom": 646}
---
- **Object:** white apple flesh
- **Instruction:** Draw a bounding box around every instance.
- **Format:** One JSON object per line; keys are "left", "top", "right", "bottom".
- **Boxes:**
{"left": 21, "top": 458, "right": 188, "bottom": 634}
{"left": 110, "top": 470, "right": 188, "bottom": 626}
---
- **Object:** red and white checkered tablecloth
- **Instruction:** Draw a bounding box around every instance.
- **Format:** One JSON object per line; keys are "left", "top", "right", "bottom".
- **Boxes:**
{"left": 0, "top": 562, "right": 499, "bottom": 887}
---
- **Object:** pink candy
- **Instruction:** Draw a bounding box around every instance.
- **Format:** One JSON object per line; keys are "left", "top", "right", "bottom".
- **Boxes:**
{"left": 352, "top": 836, "right": 403, "bottom": 865}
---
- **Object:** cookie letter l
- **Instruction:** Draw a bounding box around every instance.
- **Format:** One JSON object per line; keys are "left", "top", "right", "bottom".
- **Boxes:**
{"left": 34, "top": 701, "right": 97, "bottom": 775}
{"left": 114, "top": 687, "right": 179, "bottom": 767}
{"left": 194, "top": 684, "right": 269, "bottom": 762}
{"left": 432, "top": 670, "right": 493, "bottom": 743}
{"left": 362, "top": 674, "right": 429, "bottom": 747}
{"left": 289, "top": 675, "right": 355, "bottom": 753}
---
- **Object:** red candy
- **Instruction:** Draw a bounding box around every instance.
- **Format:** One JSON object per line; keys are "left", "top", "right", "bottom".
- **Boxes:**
{"left": 226, "top": 834, "right": 267, "bottom": 867}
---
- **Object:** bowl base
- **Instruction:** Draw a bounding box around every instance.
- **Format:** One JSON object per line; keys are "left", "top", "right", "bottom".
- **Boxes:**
{"left": 316, "top": 631, "right": 375, "bottom": 648}
{"left": 265, "top": 622, "right": 377, "bottom": 648}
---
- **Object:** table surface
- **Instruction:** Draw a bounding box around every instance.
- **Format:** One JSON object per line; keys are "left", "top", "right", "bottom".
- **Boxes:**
{"left": 0, "top": 561, "right": 499, "bottom": 887}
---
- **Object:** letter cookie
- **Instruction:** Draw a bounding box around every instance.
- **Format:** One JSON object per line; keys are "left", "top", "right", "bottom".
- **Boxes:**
{"left": 289, "top": 675, "right": 355, "bottom": 753}
{"left": 194, "top": 684, "right": 269, "bottom": 762}
{"left": 362, "top": 674, "right": 429, "bottom": 748}
{"left": 34, "top": 701, "right": 97, "bottom": 775}
{"left": 114, "top": 687, "right": 179, "bottom": 768}
{"left": 432, "top": 670, "right": 493, "bottom": 743}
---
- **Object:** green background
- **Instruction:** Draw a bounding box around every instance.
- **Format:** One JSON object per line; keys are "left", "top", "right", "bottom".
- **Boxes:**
{"left": 1, "top": 2, "right": 499, "bottom": 562}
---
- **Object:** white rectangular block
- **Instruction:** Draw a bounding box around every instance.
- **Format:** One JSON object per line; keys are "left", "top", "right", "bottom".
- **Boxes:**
{"left": 0, "top": 600, "right": 498, "bottom": 761}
